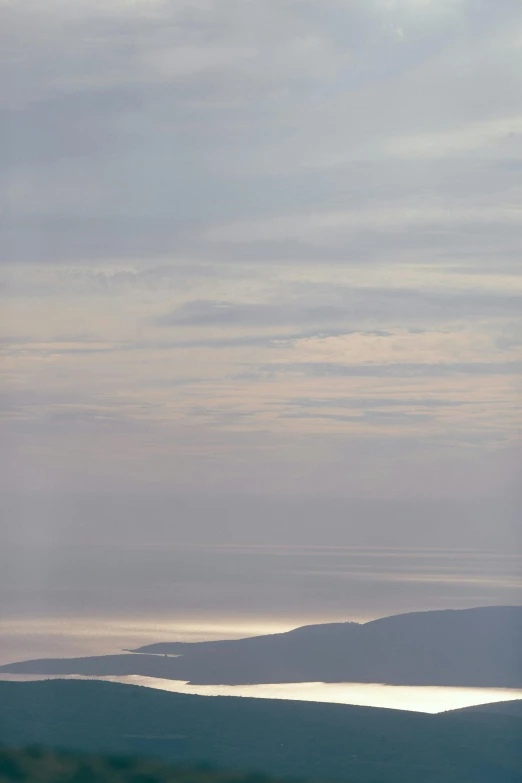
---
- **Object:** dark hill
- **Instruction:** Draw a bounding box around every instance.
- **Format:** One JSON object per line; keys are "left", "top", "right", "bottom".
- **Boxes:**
{"left": 1, "top": 680, "right": 522, "bottom": 782}
{"left": 450, "top": 699, "right": 522, "bottom": 717}
{"left": 2, "top": 606, "right": 521, "bottom": 687}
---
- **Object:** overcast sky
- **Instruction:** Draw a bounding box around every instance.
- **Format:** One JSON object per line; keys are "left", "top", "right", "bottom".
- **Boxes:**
{"left": 1, "top": 1, "right": 521, "bottom": 624}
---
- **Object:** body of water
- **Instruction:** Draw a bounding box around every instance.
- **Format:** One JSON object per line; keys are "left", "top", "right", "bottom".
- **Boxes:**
{"left": 3, "top": 613, "right": 522, "bottom": 714}
{"left": 2, "top": 673, "right": 522, "bottom": 714}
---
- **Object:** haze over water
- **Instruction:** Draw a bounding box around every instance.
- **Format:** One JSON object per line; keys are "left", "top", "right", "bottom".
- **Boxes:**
{"left": 2, "top": 540, "right": 521, "bottom": 716}
{"left": 2, "top": 540, "right": 520, "bottom": 623}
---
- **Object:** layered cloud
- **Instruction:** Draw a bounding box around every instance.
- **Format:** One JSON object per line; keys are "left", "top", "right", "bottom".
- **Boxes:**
{"left": 1, "top": 0, "right": 520, "bottom": 524}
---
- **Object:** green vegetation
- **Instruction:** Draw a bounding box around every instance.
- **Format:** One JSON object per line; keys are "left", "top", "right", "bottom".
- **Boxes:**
{"left": 1, "top": 680, "right": 521, "bottom": 783}
{"left": 0, "top": 747, "right": 295, "bottom": 783}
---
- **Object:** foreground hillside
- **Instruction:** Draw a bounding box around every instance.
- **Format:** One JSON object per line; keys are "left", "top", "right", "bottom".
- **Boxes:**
{"left": 1, "top": 680, "right": 521, "bottom": 783}
{"left": 0, "top": 747, "right": 291, "bottom": 783}
{"left": 2, "top": 607, "right": 521, "bottom": 687}
{"left": 450, "top": 699, "right": 522, "bottom": 717}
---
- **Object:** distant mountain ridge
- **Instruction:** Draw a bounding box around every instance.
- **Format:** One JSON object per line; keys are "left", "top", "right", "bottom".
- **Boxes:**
{"left": 1, "top": 606, "right": 521, "bottom": 687}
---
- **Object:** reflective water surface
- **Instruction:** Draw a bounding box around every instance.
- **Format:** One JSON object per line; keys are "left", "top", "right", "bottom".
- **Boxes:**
{"left": 2, "top": 673, "right": 522, "bottom": 714}
{"left": 3, "top": 608, "right": 522, "bottom": 715}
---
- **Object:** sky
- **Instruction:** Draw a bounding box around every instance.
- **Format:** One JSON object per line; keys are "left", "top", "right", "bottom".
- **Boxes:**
{"left": 1, "top": 0, "right": 521, "bottom": 628}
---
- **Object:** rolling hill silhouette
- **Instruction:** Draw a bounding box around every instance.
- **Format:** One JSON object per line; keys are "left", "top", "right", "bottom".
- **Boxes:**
{"left": 451, "top": 699, "right": 522, "bottom": 717}
{"left": 1, "top": 606, "right": 521, "bottom": 687}
{"left": 1, "top": 679, "right": 521, "bottom": 782}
